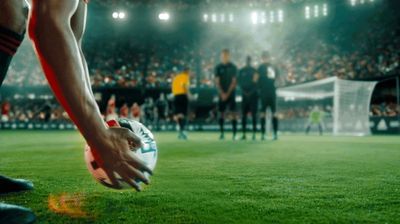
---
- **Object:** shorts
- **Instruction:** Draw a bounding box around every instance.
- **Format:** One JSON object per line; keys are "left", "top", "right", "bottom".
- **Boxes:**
{"left": 218, "top": 94, "right": 236, "bottom": 112}
{"left": 174, "top": 94, "right": 189, "bottom": 115}
{"left": 242, "top": 94, "right": 258, "bottom": 115}
{"left": 260, "top": 96, "right": 276, "bottom": 114}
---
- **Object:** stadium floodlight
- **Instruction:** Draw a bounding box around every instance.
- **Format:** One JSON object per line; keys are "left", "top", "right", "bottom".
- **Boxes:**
{"left": 229, "top": 13, "right": 234, "bottom": 22}
{"left": 211, "top": 13, "right": 217, "bottom": 23}
{"left": 203, "top": 14, "right": 209, "bottom": 22}
{"left": 118, "top": 12, "right": 126, "bottom": 19}
{"left": 323, "top": 4, "right": 328, "bottom": 16}
{"left": 278, "top": 10, "right": 284, "bottom": 23}
{"left": 251, "top": 11, "right": 258, "bottom": 25}
{"left": 360, "top": 0, "right": 365, "bottom": 4}
{"left": 350, "top": 0, "right": 357, "bottom": 6}
{"left": 112, "top": 12, "right": 119, "bottom": 19}
{"left": 158, "top": 12, "right": 170, "bottom": 21}
{"left": 314, "top": 5, "right": 319, "bottom": 18}
{"left": 270, "top": 11, "right": 275, "bottom": 23}
{"left": 305, "top": 6, "right": 311, "bottom": 19}
{"left": 261, "top": 12, "right": 266, "bottom": 24}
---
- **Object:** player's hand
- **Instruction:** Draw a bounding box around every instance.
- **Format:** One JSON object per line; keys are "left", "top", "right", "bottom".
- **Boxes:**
{"left": 93, "top": 127, "right": 152, "bottom": 191}
{"left": 220, "top": 93, "right": 228, "bottom": 101}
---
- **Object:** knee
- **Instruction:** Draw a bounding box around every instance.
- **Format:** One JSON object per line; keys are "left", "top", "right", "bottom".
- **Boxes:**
{"left": 0, "top": 0, "right": 29, "bottom": 34}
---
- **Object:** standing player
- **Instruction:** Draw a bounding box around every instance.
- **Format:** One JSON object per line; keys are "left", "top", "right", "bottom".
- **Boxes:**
{"left": 238, "top": 56, "right": 258, "bottom": 140}
{"left": 0, "top": 0, "right": 151, "bottom": 223}
{"left": 305, "top": 106, "right": 324, "bottom": 135}
{"left": 215, "top": 49, "right": 238, "bottom": 140}
{"left": 256, "top": 51, "right": 279, "bottom": 140}
{"left": 172, "top": 67, "right": 190, "bottom": 140}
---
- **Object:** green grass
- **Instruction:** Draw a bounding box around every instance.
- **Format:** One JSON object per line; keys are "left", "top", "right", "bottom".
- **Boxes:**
{"left": 0, "top": 131, "right": 400, "bottom": 223}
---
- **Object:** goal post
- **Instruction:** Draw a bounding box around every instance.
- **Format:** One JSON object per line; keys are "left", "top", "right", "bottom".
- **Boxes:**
{"left": 276, "top": 77, "right": 377, "bottom": 136}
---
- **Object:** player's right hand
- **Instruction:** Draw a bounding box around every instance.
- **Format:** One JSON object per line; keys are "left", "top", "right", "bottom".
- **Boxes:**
{"left": 92, "top": 127, "right": 153, "bottom": 191}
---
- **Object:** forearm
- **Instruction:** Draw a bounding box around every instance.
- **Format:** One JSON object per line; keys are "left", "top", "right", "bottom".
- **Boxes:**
{"left": 29, "top": 14, "right": 107, "bottom": 146}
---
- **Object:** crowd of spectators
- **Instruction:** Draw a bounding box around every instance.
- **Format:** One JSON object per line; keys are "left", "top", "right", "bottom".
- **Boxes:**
{"left": 1, "top": 2, "right": 399, "bottom": 124}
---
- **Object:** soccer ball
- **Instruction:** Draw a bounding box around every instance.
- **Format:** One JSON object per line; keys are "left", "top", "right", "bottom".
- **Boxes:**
{"left": 84, "top": 118, "right": 158, "bottom": 189}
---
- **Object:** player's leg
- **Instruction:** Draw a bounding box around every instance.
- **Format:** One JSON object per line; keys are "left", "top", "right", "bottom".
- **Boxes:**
{"left": 260, "top": 99, "right": 267, "bottom": 140}
{"left": 318, "top": 122, "right": 323, "bottom": 136}
{"left": 271, "top": 97, "right": 278, "bottom": 140}
{"left": 176, "top": 95, "right": 188, "bottom": 140}
{"left": 218, "top": 100, "right": 226, "bottom": 140}
{"left": 0, "top": 0, "right": 28, "bottom": 85}
{"left": 250, "top": 96, "right": 258, "bottom": 140}
{"left": 0, "top": 0, "right": 34, "bottom": 193}
{"left": 241, "top": 96, "right": 249, "bottom": 140}
{"left": 230, "top": 96, "right": 238, "bottom": 140}
{"left": 0, "top": 2, "right": 36, "bottom": 223}
{"left": 305, "top": 122, "right": 311, "bottom": 134}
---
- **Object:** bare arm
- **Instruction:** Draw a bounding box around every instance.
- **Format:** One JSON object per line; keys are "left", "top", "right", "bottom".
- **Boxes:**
{"left": 28, "top": 0, "right": 150, "bottom": 190}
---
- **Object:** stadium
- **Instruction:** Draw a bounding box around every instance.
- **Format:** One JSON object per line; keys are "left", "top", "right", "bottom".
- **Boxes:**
{"left": 0, "top": 0, "right": 399, "bottom": 223}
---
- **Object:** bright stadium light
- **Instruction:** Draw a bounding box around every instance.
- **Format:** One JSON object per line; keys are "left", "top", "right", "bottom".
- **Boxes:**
{"left": 278, "top": 10, "right": 284, "bottom": 23}
{"left": 158, "top": 12, "right": 170, "bottom": 21}
{"left": 360, "top": 0, "right": 365, "bottom": 4}
{"left": 261, "top": 11, "right": 266, "bottom": 24}
{"left": 323, "top": 4, "right": 328, "bottom": 16}
{"left": 251, "top": 11, "right": 258, "bottom": 25}
{"left": 305, "top": 6, "right": 311, "bottom": 19}
{"left": 203, "top": 14, "right": 209, "bottom": 22}
{"left": 229, "top": 13, "right": 234, "bottom": 22}
{"left": 118, "top": 12, "right": 126, "bottom": 19}
{"left": 350, "top": 0, "right": 357, "bottom": 6}
{"left": 314, "top": 5, "right": 319, "bottom": 18}
{"left": 112, "top": 12, "right": 119, "bottom": 19}
{"left": 211, "top": 13, "right": 217, "bottom": 23}
{"left": 270, "top": 11, "right": 275, "bottom": 23}
{"left": 112, "top": 11, "right": 126, "bottom": 20}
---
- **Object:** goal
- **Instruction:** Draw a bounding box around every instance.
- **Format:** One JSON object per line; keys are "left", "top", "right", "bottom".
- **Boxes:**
{"left": 276, "top": 77, "right": 377, "bottom": 136}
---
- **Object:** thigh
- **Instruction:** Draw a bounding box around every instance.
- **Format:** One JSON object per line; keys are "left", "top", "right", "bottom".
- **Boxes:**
{"left": 0, "top": 0, "right": 28, "bottom": 33}
{"left": 260, "top": 98, "right": 267, "bottom": 113}
{"left": 242, "top": 98, "right": 250, "bottom": 114}
{"left": 70, "top": 0, "right": 87, "bottom": 45}
{"left": 227, "top": 95, "right": 237, "bottom": 112}
{"left": 218, "top": 98, "right": 227, "bottom": 113}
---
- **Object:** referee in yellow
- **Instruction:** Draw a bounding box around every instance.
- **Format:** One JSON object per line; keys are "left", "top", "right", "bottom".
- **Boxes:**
{"left": 172, "top": 67, "right": 191, "bottom": 140}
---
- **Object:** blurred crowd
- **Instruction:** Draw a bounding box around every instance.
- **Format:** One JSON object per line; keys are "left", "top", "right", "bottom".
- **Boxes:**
{"left": 4, "top": 23, "right": 399, "bottom": 89}
{"left": 93, "top": 0, "right": 310, "bottom": 9}
{"left": 1, "top": 1, "right": 399, "bottom": 124}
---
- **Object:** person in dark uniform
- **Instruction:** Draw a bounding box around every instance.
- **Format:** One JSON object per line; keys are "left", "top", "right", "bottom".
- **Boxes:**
{"left": 256, "top": 51, "right": 279, "bottom": 140}
{"left": 238, "top": 56, "right": 258, "bottom": 140}
{"left": 215, "top": 49, "right": 238, "bottom": 140}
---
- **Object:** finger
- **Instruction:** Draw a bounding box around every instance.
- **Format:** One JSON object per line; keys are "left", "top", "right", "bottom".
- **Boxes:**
{"left": 126, "top": 156, "right": 153, "bottom": 175}
{"left": 125, "top": 131, "right": 142, "bottom": 148}
{"left": 119, "top": 172, "right": 142, "bottom": 192}
{"left": 122, "top": 164, "right": 150, "bottom": 185}
{"left": 104, "top": 169, "right": 121, "bottom": 189}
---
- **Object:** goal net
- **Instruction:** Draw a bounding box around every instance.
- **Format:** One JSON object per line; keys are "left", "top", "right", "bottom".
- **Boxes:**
{"left": 276, "top": 77, "right": 377, "bottom": 136}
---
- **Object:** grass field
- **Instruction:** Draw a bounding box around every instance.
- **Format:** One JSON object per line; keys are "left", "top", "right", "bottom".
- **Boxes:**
{"left": 0, "top": 131, "right": 399, "bottom": 223}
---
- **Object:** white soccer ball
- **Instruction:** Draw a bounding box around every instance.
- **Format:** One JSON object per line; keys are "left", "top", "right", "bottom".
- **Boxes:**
{"left": 84, "top": 118, "right": 158, "bottom": 189}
